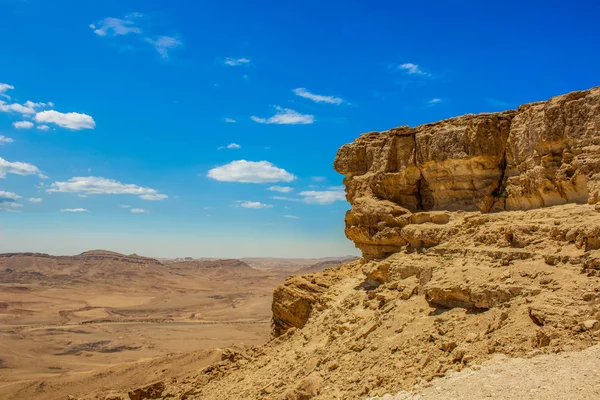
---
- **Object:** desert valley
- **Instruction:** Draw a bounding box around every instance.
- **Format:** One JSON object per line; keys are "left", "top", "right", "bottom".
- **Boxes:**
{"left": 0, "top": 250, "right": 355, "bottom": 399}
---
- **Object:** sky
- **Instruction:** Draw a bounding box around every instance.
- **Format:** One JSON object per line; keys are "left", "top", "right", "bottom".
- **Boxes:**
{"left": 0, "top": 0, "right": 599, "bottom": 258}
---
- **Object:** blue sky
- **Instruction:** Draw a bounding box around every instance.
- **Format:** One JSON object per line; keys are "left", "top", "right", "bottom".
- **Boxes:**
{"left": 0, "top": 0, "right": 599, "bottom": 257}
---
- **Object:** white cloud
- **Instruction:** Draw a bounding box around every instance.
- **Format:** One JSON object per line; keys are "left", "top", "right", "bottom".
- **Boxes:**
{"left": 218, "top": 142, "right": 241, "bottom": 150}
{"left": 0, "top": 101, "right": 36, "bottom": 115}
{"left": 0, "top": 157, "right": 45, "bottom": 179}
{"left": 130, "top": 208, "right": 150, "bottom": 213}
{"left": 60, "top": 208, "right": 88, "bottom": 213}
{"left": 0, "top": 192, "right": 22, "bottom": 211}
{"left": 92, "top": 14, "right": 182, "bottom": 60}
{"left": 90, "top": 16, "right": 142, "bottom": 37}
{"left": 35, "top": 110, "right": 95, "bottom": 130}
{"left": 224, "top": 57, "right": 251, "bottom": 66}
{"left": 284, "top": 215, "right": 299, "bottom": 219}
{"left": 271, "top": 189, "right": 346, "bottom": 205}
{"left": 120, "top": 204, "right": 131, "bottom": 208}
{"left": 271, "top": 195, "right": 298, "bottom": 202}
{"left": 237, "top": 201, "right": 272, "bottom": 209}
{"left": 207, "top": 160, "right": 296, "bottom": 183}
{"left": 398, "top": 63, "right": 431, "bottom": 77}
{"left": 293, "top": 88, "right": 344, "bottom": 105}
{"left": 428, "top": 98, "right": 442, "bottom": 105}
{"left": 139, "top": 193, "right": 168, "bottom": 200}
{"left": 251, "top": 106, "right": 314, "bottom": 125}
{"left": 0, "top": 83, "right": 14, "bottom": 99}
{"left": 0, "top": 135, "right": 14, "bottom": 144}
{"left": 47, "top": 176, "right": 167, "bottom": 200}
{"left": 24, "top": 100, "right": 50, "bottom": 108}
{"left": 37, "top": 125, "right": 50, "bottom": 131}
{"left": 13, "top": 121, "right": 34, "bottom": 129}
{"left": 311, "top": 176, "right": 326, "bottom": 182}
{"left": 0, "top": 191, "right": 21, "bottom": 201}
{"left": 146, "top": 36, "right": 182, "bottom": 58}
{"left": 299, "top": 190, "right": 346, "bottom": 204}
{"left": 28, "top": 197, "right": 43, "bottom": 203}
{"left": 267, "top": 186, "right": 293, "bottom": 193}
{"left": 224, "top": 117, "right": 236, "bottom": 123}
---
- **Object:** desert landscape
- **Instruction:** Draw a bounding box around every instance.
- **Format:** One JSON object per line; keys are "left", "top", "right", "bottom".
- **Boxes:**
{"left": 2, "top": 86, "right": 600, "bottom": 400}
{"left": 0, "top": 250, "right": 355, "bottom": 399}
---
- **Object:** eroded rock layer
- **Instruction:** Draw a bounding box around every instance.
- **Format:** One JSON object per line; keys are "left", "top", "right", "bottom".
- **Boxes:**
{"left": 334, "top": 87, "right": 600, "bottom": 258}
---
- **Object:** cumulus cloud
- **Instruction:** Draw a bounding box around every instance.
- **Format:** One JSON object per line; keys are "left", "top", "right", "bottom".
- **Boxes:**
{"left": 0, "top": 191, "right": 22, "bottom": 211}
{"left": 237, "top": 201, "right": 272, "bottom": 209}
{"left": 267, "top": 186, "right": 293, "bottom": 193}
{"left": 283, "top": 215, "right": 299, "bottom": 219}
{"left": 35, "top": 110, "right": 95, "bottom": 130}
{"left": 0, "top": 157, "right": 45, "bottom": 179}
{"left": 0, "top": 135, "right": 14, "bottom": 144}
{"left": 251, "top": 106, "right": 314, "bottom": 125}
{"left": 218, "top": 143, "right": 241, "bottom": 150}
{"left": 428, "top": 98, "right": 442, "bottom": 105}
{"left": 120, "top": 204, "right": 131, "bottom": 208}
{"left": 224, "top": 117, "right": 236, "bottom": 123}
{"left": 130, "top": 208, "right": 150, "bottom": 213}
{"left": 146, "top": 35, "right": 182, "bottom": 58}
{"left": 224, "top": 57, "right": 251, "bottom": 66}
{"left": 207, "top": 160, "right": 296, "bottom": 183}
{"left": 0, "top": 191, "right": 21, "bottom": 201}
{"left": 37, "top": 125, "right": 50, "bottom": 131}
{"left": 60, "top": 208, "right": 88, "bottom": 213}
{"left": 398, "top": 63, "right": 431, "bottom": 77}
{"left": 299, "top": 190, "right": 346, "bottom": 204}
{"left": 311, "top": 176, "right": 326, "bottom": 182}
{"left": 0, "top": 101, "right": 36, "bottom": 115}
{"left": 28, "top": 197, "right": 43, "bottom": 203}
{"left": 47, "top": 176, "right": 167, "bottom": 200}
{"left": 0, "top": 98, "right": 49, "bottom": 115}
{"left": 293, "top": 88, "right": 344, "bottom": 105}
{"left": 13, "top": 121, "right": 34, "bottom": 129}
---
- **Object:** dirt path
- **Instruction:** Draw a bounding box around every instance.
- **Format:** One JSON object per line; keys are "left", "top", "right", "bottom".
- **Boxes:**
{"left": 372, "top": 344, "right": 600, "bottom": 400}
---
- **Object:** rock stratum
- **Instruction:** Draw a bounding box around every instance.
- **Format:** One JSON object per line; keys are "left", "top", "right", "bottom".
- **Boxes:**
{"left": 335, "top": 87, "right": 600, "bottom": 259}
{"left": 83, "top": 87, "right": 600, "bottom": 400}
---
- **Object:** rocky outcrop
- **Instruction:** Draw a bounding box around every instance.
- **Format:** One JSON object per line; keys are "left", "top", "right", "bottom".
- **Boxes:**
{"left": 272, "top": 273, "right": 339, "bottom": 337}
{"left": 334, "top": 87, "right": 600, "bottom": 258}
{"left": 92, "top": 87, "right": 600, "bottom": 400}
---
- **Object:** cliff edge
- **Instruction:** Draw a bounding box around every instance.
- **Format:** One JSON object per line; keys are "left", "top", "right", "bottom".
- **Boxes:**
{"left": 88, "top": 87, "right": 600, "bottom": 400}
{"left": 334, "top": 87, "right": 600, "bottom": 258}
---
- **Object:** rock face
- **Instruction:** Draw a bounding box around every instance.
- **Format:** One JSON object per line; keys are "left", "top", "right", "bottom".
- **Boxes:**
{"left": 92, "top": 88, "right": 600, "bottom": 400}
{"left": 334, "top": 87, "right": 600, "bottom": 258}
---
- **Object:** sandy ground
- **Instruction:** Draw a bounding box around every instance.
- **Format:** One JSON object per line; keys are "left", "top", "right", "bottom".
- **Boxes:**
{"left": 372, "top": 344, "right": 600, "bottom": 400}
{"left": 0, "top": 253, "right": 341, "bottom": 399}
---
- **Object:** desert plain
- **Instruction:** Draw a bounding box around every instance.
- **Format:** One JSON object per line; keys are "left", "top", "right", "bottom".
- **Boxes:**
{"left": 0, "top": 250, "right": 354, "bottom": 399}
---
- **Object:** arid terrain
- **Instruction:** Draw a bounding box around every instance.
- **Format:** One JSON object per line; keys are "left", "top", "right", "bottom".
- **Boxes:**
{"left": 3, "top": 86, "right": 600, "bottom": 400}
{"left": 0, "top": 250, "right": 354, "bottom": 399}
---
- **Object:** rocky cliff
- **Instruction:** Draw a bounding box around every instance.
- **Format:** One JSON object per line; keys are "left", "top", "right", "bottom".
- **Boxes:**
{"left": 335, "top": 87, "right": 600, "bottom": 259}
{"left": 89, "top": 87, "right": 600, "bottom": 400}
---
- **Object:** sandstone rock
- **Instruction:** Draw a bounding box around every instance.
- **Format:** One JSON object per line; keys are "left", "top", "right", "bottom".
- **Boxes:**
{"left": 334, "top": 87, "right": 600, "bottom": 259}
{"left": 272, "top": 274, "right": 339, "bottom": 337}
{"left": 127, "top": 382, "right": 165, "bottom": 400}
